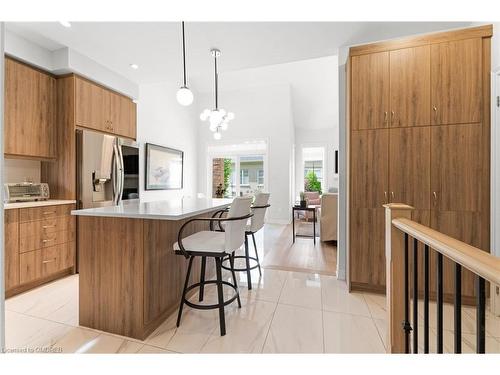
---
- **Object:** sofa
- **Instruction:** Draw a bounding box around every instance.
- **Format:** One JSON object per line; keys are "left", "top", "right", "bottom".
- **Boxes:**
{"left": 319, "top": 193, "right": 338, "bottom": 242}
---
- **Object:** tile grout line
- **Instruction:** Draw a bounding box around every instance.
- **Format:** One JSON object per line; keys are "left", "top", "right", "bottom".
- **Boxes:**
{"left": 362, "top": 294, "right": 387, "bottom": 351}
{"left": 260, "top": 273, "right": 287, "bottom": 353}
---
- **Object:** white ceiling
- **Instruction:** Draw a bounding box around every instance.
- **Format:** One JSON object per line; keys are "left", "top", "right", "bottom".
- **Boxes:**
{"left": 6, "top": 22, "right": 472, "bottom": 86}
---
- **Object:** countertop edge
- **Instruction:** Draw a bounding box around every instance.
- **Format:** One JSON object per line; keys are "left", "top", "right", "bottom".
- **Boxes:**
{"left": 71, "top": 202, "right": 231, "bottom": 221}
{"left": 3, "top": 200, "right": 77, "bottom": 210}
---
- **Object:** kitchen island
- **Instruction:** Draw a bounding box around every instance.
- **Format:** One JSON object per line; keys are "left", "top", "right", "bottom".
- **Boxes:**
{"left": 72, "top": 198, "right": 232, "bottom": 340}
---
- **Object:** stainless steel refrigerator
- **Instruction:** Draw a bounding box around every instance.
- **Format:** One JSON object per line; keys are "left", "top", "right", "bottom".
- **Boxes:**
{"left": 76, "top": 129, "right": 140, "bottom": 209}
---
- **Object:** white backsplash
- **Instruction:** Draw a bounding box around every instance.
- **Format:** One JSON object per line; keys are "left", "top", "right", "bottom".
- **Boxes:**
{"left": 3, "top": 159, "right": 41, "bottom": 183}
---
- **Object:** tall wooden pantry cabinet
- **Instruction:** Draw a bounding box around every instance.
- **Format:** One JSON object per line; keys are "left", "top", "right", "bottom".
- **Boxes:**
{"left": 348, "top": 25, "right": 492, "bottom": 303}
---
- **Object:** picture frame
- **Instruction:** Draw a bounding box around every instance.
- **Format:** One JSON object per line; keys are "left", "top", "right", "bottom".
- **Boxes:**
{"left": 145, "top": 143, "right": 184, "bottom": 190}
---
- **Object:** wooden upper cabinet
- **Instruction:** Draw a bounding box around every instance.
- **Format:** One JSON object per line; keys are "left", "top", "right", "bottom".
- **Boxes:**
{"left": 389, "top": 127, "right": 431, "bottom": 209}
{"left": 75, "top": 76, "right": 136, "bottom": 139}
{"left": 350, "top": 129, "right": 389, "bottom": 209}
{"left": 4, "top": 58, "right": 56, "bottom": 159}
{"left": 351, "top": 52, "right": 390, "bottom": 130}
{"left": 430, "top": 123, "right": 482, "bottom": 212}
{"left": 109, "top": 93, "right": 137, "bottom": 139}
{"left": 75, "top": 76, "right": 106, "bottom": 132}
{"left": 389, "top": 45, "right": 431, "bottom": 127}
{"left": 431, "top": 38, "right": 482, "bottom": 125}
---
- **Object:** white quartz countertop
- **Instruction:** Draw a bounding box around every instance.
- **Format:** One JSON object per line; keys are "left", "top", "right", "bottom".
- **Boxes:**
{"left": 71, "top": 198, "right": 233, "bottom": 221}
{"left": 4, "top": 199, "right": 77, "bottom": 210}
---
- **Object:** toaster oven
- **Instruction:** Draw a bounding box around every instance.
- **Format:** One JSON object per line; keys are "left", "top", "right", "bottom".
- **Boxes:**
{"left": 4, "top": 183, "right": 50, "bottom": 203}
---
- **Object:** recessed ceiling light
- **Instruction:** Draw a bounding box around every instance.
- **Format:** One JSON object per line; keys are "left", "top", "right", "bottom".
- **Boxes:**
{"left": 129, "top": 64, "right": 139, "bottom": 70}
{"left": 59, "top": 21, "right": 71, "bottom": 28}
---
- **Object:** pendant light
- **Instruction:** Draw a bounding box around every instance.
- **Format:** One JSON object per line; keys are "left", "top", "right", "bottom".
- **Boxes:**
{"left": 200, "top": 49, "right": 234, "bottom": 140}
{"left": 176, "top": 21, "right": 194, "bottom": 106}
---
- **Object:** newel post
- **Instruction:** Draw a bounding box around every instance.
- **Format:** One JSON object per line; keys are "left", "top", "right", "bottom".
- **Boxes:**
{"left": 384, "top": 203, "right": 414, "bottom": 353}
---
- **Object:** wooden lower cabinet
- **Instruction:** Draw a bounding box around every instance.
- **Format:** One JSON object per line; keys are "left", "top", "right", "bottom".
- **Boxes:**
{"left": 5, "top": 209, "right": 20, "bottom": 291}
{"left": 349, "top": 208, "right": 386, "bottom": 292}
{"left": 4, "top": 204, "right": 76, "bottom": 297}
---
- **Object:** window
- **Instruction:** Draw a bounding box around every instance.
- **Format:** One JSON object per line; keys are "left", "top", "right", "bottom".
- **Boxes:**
{"left": 258, "top": 169, "right": 264, "bottom": 185}
{"left": 240, "top": 169, "right": 249, "bottom": 185}
{"left": 302, "top": 147, "right": 325, "bottom": 193}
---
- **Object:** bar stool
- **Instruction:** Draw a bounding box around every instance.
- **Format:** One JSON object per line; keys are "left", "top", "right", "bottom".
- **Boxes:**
{"left": 173, "top": 196, "right": 253, "bottom": 336}
{"left": 222, "top": 192, "right": 270, "bottom": 290}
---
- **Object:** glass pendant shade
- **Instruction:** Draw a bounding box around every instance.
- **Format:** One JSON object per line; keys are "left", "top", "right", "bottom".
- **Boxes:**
{"left": 176, "top": 86, "right": 193, "bottom": 106}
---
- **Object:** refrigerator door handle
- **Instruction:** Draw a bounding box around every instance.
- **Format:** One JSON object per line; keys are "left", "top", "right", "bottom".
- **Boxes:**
{"left": 112, "top": 144, "right": 121, "bottom": 205}
{"left": 117, "top": 143, "right": 125, "bottom": 203}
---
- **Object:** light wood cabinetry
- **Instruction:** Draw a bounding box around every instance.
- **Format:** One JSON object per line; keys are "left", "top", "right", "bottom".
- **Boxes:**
{"left": 430, "top": 38, "right": 482, "bottom": 126}
{"left": 4, "top": 57, "right": 56, "bottom": 159}
{"left": 389, "top": 45, "right": 430, "bottom": 127}
{"left": 348, "top": 25, "right": 492, "bottom": 302}
{"left": 75, "top": 76, "right": 106, "bottom": 132}
{"left": 5, "top": 209, "right": 20, "bottom": 291}
{"left": 389, "top": 127, "right": 431, "bottom": 209}
{"left": 75, "top": 76, "right": 136, "bottom": 139}
{"left": 4, "top": 204, "right": 76, "bottom": 298}
{"left": 351, "top": 51, "right": 390, "bottom": 130}
{"left": 42, "top": 75, "right": 136, "bottom": 200}
{"left": 430, "top": 123, "right": 483, "bottom": 213}
{"left": 350, "top": 130, "right": 389, "bottom": 209}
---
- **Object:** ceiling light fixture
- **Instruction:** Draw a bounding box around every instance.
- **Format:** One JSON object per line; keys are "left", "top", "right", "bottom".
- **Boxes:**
{"left": 59, "top": 21, "right": 71, "bottom": 28}
{"left": 200, "top": 49, "right": 234, "bottom": 140}
{"left": 176, "top": 21, "right": 194, "bottom": 106}
{"left": 130, "top": 63, "right": 139, "bottom": 70}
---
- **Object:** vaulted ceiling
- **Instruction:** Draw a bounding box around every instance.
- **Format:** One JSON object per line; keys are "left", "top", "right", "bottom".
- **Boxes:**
{"left": 6, "top": 22, "right": 472, "bottom": 86}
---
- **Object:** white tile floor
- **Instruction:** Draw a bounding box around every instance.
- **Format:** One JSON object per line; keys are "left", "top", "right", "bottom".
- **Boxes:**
{"left": 5, "top": 265, "right": 500, "bottom": 354}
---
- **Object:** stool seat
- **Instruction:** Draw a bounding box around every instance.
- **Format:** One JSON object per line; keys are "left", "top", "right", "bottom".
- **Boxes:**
{"left": 173, "top": 231, "right": 226, "bottom": 253}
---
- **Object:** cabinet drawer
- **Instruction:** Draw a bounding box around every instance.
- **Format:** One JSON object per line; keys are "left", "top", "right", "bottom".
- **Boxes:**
{"left": 19, "top": 204, "right": 74, "bottom": 222}
{"left": 20, "top": 215, "right": 75, "bottom": 237}
{"left": 20, "top": 229, "right": 75, "bottom": 253}
{"left": 19, "top": 242, "right": 75, "bottom": 284}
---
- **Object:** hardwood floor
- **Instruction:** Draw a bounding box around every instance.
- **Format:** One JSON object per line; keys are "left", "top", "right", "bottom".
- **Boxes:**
{"left": 257, "top": 223, "right": 337, "bottom": 276}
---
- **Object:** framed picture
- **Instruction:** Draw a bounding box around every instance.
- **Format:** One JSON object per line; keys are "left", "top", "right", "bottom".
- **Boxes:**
{"left": 145, "top": 143, "right": 184, "bottom": 190}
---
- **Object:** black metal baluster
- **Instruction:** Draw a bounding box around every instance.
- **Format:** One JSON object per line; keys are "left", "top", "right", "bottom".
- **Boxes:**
{"left": 437, "top": 253, "right": 443, "bottom": 353}
{"left": 476, "top": 276, "right": 486, "bottom": 354}
{"left": 454, "top": 263, "right": 462, "bottom": 353}
{"left": 403, "top": 233, "right": 412, "bottom": 353}
{"left": 413, "top": 238, "right": 418, "bottom": 353}
{"left": 423, "top": 244, "right": 430, "bottom": 353}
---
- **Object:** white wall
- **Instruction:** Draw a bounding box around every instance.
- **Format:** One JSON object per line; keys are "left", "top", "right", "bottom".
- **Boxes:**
{"left": 197, "top": 84, "right": 295, "bottom": 224}
{"left": 137, "top": 82, "right": 199, "bottom": 202}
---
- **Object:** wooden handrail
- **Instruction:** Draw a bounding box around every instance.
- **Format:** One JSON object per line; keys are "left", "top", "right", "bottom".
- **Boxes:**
{"left": 392, "top": 217, "right": 500, "bottom": 286}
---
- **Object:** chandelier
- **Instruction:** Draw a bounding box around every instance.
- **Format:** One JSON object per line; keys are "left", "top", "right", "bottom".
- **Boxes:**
{"left": 200, "top": 49, "right": 234, "bottom": 140}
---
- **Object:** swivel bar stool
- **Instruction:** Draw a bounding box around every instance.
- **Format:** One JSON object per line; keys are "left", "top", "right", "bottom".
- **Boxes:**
{"left": 173, "top": 196, "right": 253, "bottom": 336}
{"left": 222, "top": 192, "right": 270, "bottom": 290}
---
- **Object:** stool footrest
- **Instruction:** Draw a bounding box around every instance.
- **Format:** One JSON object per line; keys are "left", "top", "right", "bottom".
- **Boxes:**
{"left": 221, "top": 255, "right": 260, "bottom": 272}
{"left": 183, "top": 280, "right": 238, "bottom": 310}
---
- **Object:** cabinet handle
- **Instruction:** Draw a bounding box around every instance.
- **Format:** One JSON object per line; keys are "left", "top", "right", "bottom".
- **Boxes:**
{"left": 384, "top": 111, "right": 388, "bottom": 123}
{"left": 42, "top": 258, "right": 56, "bottom": 264}
{"left": 391, "top": 191, "right": 395, "bottom": 200}
{"left": 432, "top": 105, "right": 437, "bottom": 112}
{"left": 42, "top": 238, "right": 55, "bottom": 243}
{"left": 42, "top": 225, "right": 56, "bottom": 229}
{"left": 42, "top": 211, "right": 56, "bottom": 215}
{"left": 391, "top": 111, "right": 395, "bottom": 121}
{"left": 433, "top": 191, "right": 438, "bottom": 205}
{"left": 384, "top": 191, "right": 388, "bottom": 203}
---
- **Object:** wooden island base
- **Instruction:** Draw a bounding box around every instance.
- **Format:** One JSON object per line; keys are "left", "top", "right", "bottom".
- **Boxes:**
{"left": 78, "top": 213, "right": 217, "bottom": 340}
